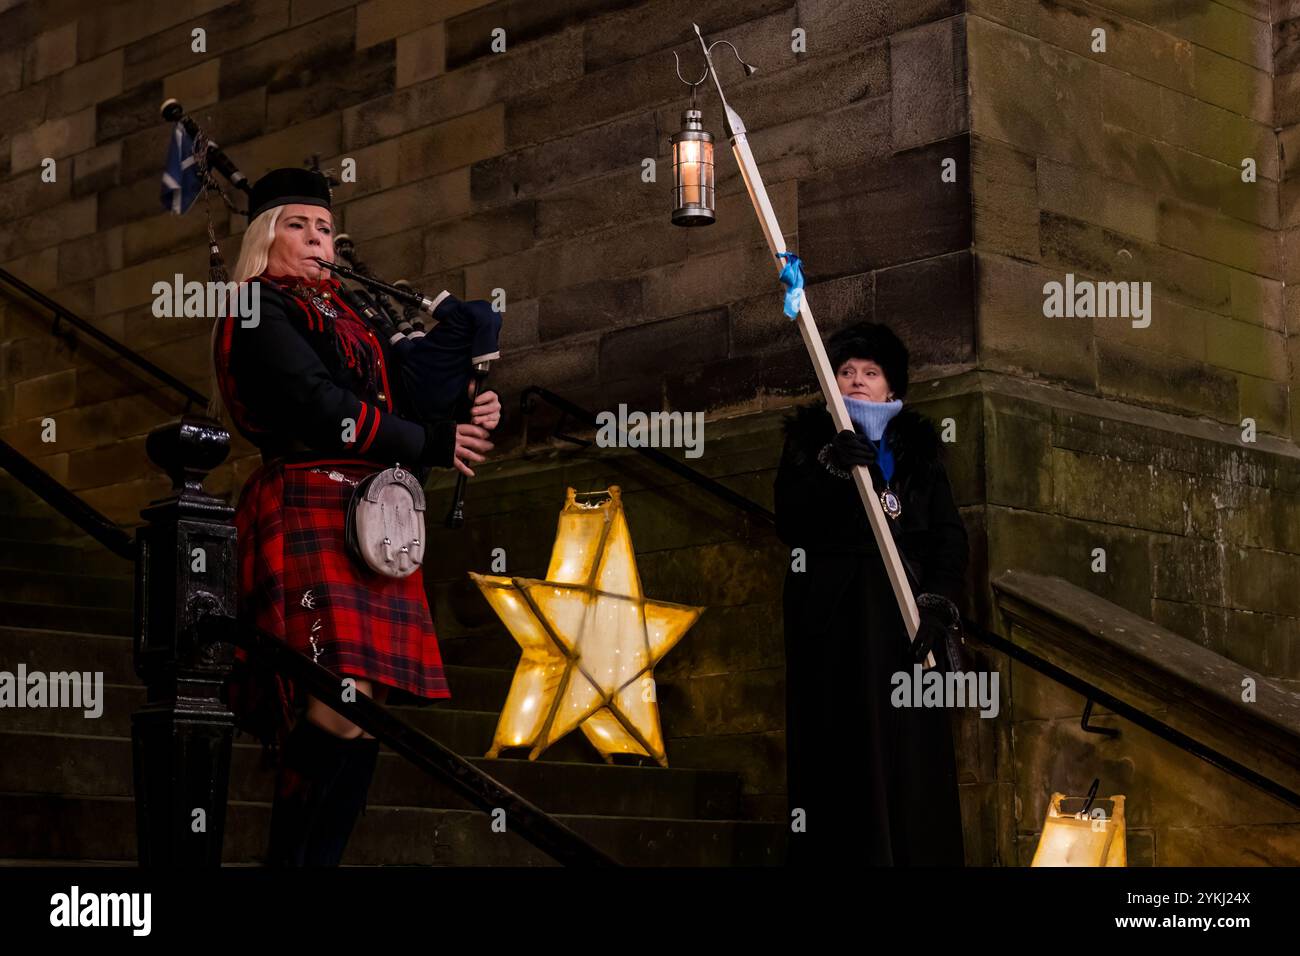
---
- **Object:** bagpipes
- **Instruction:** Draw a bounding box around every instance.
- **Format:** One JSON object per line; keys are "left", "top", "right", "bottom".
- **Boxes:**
{"left": 161, "top": 98, "right": 501, "bottom": 527}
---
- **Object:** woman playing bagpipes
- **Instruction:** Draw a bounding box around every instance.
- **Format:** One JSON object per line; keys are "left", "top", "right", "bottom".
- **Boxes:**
{"left": 209, "top": 167, "right": 501, "bottom": 866}
{"left": 775, "top": 321, "right": 968, "bottom": 867}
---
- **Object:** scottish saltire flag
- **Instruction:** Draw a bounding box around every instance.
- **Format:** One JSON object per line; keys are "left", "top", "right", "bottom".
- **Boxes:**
{"left": 160, "top": 122, "right": 201, "bottom": 214}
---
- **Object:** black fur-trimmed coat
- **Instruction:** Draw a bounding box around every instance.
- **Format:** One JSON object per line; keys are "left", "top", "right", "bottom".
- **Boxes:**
{"left": 774, "top": 400, "right": 968, "bottom": 867}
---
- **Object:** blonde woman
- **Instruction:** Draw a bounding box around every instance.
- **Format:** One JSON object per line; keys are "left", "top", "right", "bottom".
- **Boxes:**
{"left": 211, "top": 167, "right": 501, "bottom": 866}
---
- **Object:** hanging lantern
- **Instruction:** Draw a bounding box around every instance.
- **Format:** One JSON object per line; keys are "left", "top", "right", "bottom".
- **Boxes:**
{"left": 1030, "top": 791, "right": 1128, "bottom": 866}
{"left": 671, "top": 108, "right": 715, "bottom": 226}
{"left": 471, "top": 486, "right": 703, "bottom": 766}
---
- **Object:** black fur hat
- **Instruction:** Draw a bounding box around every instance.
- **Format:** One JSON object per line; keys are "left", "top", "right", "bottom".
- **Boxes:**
{"left": 825, "top": 321, "right": 909, "bottom": 399}
{"left": 247, "top": 167, "right": 332, "bottom": 220}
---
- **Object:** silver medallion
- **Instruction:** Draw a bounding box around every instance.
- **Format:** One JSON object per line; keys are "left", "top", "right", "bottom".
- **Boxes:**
{"left": 881, "top": 488, "right": 902, "bottom": 519}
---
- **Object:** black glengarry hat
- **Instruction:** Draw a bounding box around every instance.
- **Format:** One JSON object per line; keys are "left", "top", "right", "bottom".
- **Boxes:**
{"left": 247, "top": 166, "right": 332, "bottom": 220}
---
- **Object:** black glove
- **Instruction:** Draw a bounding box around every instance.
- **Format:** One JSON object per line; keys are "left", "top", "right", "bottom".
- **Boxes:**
{"left": 913, "top": 594, "right": 959, "bottom": 664}
{"left": 829, "top": 429, "right": 876, "bottom": 470}
{"left": 912, "top": 601, "right": 951, "bottom": 664}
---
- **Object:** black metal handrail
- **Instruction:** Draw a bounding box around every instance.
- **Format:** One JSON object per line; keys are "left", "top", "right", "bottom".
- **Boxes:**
{"left": 519, "top": 386, "right": 1300, "bottom": 812}
{"left": 0, "top": 436, "right": 134, "bottom": 559}
{"left": 520, "top": 385, "right": 776, "bottom": 525}
{"left": 199, "top": 612, "right": 619, "bottom": 866}
{"left": 0, "top": 266, "right": 208, "bottom": 410}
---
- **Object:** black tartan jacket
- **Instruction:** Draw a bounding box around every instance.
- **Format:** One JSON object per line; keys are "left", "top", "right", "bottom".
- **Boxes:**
{"left": 773, "top": 401, "right": 969, "bottom": 606}
{"left": 215, "top": 272, "right": 458, "bottom": 473}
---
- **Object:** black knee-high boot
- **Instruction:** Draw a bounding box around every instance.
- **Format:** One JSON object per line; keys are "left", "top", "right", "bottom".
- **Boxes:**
{"left": 266, "top": 719, "right": 353, "bottom": 867}
{"left": 302, "top": 736, "right": 380, "bottom": 866}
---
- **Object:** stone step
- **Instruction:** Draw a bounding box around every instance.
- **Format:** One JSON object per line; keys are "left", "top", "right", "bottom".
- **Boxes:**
{"left": 0, "top": 627, "right": 136, "bottom": 683}
{"left": 0, "top": 625, "right": 517, "bottom": 712}
{"left": 0, "top": 727, "right": 736, "bottom": 819}
{"left": 0, "top": 793, "right": 784, "bottom": 865}
{"left": 0, "top": 686, "right": 569, "bottom": 758}
{"left": 0, "top": 538, "right": 132, "bottom": 579}
{"left": 0, "top": 601, "right": 132, "bottom": 635}
{"left": 0, "top": 512, "right": 103, "bottom": 546}
{"left": 436, "top": 632, "right": 527, "bottom": 669}
{"left": 0, "top": 567, "right": 133, "bottom": 609}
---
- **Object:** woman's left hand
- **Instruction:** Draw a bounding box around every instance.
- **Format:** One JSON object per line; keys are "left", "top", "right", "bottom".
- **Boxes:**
{"left": 470, "top": 388, "right": 501, "bottom": 431}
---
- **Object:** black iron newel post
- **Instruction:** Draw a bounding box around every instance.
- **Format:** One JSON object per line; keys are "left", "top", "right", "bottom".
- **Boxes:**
{"left": 133, "top": 415, "right": 236, "bottom": 866}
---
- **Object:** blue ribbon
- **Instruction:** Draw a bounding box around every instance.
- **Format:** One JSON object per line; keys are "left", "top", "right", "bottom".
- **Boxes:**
{"left": 776, "top": 252, "right": 804, "bottom": 319}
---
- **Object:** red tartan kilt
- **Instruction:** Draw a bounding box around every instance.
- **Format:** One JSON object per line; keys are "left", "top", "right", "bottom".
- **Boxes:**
{"left": 226, "top": 456, "right": 450, "bottom": 747}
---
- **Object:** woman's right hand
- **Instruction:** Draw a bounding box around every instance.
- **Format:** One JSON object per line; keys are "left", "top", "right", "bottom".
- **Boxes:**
{"left": 829, "top": 429, "right": 876, "bottom": 470}
{"left": 452, "top": 423, "right": 494, "bottom": 477}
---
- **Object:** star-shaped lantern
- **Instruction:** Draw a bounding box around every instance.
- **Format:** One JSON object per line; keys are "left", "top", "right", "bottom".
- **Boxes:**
{"left": 470, "top": 486, "right": 703, "bottom": 766}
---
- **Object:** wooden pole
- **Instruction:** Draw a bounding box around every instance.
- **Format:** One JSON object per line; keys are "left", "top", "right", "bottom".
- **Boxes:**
{"left": 693, "top": 24, "right": 931, "bottom": 665}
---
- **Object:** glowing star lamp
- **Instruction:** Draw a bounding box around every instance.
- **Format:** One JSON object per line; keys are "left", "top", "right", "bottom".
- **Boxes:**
{"left": 470, "top": 486, "right": 703, "bottom": 766}
{"left": 1030, "top": 791, "right": 1127, "bottom": 867}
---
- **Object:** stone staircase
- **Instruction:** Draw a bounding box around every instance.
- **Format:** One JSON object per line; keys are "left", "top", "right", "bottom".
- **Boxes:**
{"left": 0, "top": 475, "right": 785, "bottom": 865}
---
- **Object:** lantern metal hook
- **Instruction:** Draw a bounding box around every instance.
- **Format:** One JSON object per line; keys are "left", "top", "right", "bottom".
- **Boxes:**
{"left": 672, "top": 49, "right": 709, "bottom": 89}
{"left": 1080, "top": 777, "right": 1101, "bottom": 815}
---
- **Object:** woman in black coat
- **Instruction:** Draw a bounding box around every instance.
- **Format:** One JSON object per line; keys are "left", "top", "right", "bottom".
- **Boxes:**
{"left": 775, "top": 321, "right": 967, "bottom": 866}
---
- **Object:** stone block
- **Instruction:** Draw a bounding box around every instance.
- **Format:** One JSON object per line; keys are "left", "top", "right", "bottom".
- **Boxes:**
{"left": 77, "top": 0, "right": 235, "bottom": 62}
{"left": 396, "top": 22, "right": 445, "bottom": 88}
{"left": 599, "top": 309, "right": 727, "bottom": 383}
{"left": 96, "top": 174, "right": 163, "bottom": 231}
{"left": 1099, "top": 339, "right": 1240, "bottom": 422}
{"left": 397, "top": 104, "right": 504, "bottom": 182}
{"left": 1039, "top": 211, "right": 1233, "bottom": 318}
{"left": 1228, "top": 269, "right": 1283, "bottom": 332}
{"left": 10, "top": 107, "right": 95, "bottom": 173}
{"left": 95, "top": 80, "right": 162, "bottom": 144}
{"left": 583, "top": 0, "right": 788, "bottom": 73}
{"left": 12, "top": 370, "right": 77, "bottom": 420}
{"left": 890, "top": 16, "right": 966, "bottom": 150}
{"left": 471, "top": 112, "right": 657, "bottom": 207}
{"left": 163, "top": 58, "right": 222, "bottom": 111}
{"left": 446, "top": 0, "right": 636, "bottom": 71}
{"left": 47, "top": 49, "right": 123, "bottom": 115}
{"left": 1037, "top": 157, "right": 1160, "bottom": 245}
{"left": 0, "top": 195, "right": 97, "bottom": 262}
{"left": 1225, "top": 546, "right": 1300, "bottom": 617}
{"left": 0, "top": 169, "right": 71, "bottom": 223}
{"left": 967, "top": 16, "right": 1108, "bottom": 170}
{"left": 0, "top": 85, "right": 49, "bottom": 141}
{"left": 874, "top": 250, "right": 975, "bottom": 367}
{"left": 422, "top": 201, "right": 534, "bottom": 274}
{"left": 984, "top": 393, "right": 1052, "bottom": 510}
{"left": 355, "top": 0, "right": 443, "bottom": 50}
{"left": 975, "top": 252, "right": 1097, "bottom": 391}
{"left": 24, "top": 22, "right": 77, "bottom": 84}
{"left": 57, "top": 227, "right": 123, "bottom": 285}
{"left": 92, "top": 244, "right": 207, "bottom": 315}
{"left": 640, "top": 241, "right": 783, "bottom": 322}
{"left": 971, "top": 134, "right": 1038, "bottom": 262}
{"left": 121, "top": 0, "right": 290, "bottom": 89}
{"left": 1101, "top": 68, "right": 1278, "bottom": 182}
{"left": 538, "top": 276, "right": 642, "bottom": 343}
{"left": 342, "top": 28, "right": 583, "bottom": 150}
{"left": 71, "top": 141, "right": 121, "bottom": 198}
{"left": 987, "top": 505, "right": 1154, "bottom": 618}
{"left": 798, "top": 137, "right": 970, "bottom": 280}
{"left": 1163, "top": 199, "right": 1280, "bottom": 283}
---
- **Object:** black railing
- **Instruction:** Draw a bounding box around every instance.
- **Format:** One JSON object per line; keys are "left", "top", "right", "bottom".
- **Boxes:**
{"left": 0, "top": 266, "right": 208, "bottom": 411}
{"left": 0, "top": 436, "right": 134, "bottom": 559}
{"left": 199, "top": 613, "right": 617, "bottom": 866}
{"left": 520, "top": 385, "right": 776, "bottom": 525}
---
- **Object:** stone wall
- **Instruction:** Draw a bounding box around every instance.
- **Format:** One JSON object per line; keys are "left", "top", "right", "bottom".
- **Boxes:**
{"left": 968, "top": 0, "right": 1300, "bottom": 864}
{"left": 0, "top": 0, "right": 971, "bottom": 528}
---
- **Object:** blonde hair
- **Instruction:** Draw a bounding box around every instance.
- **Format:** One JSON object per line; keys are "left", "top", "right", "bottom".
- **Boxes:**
{"left": 206, "top": 206, "right": 283, "bottom": 423}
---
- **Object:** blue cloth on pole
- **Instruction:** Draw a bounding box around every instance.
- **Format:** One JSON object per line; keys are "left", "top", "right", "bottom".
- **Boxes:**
{"left": 160, "top": 122, "right": 201, "bottom": 215}
{"left": 776, "top": 252, "right": 804, "bottom": 319}
{"left": 844, "top": 396, "right": 902, "bottom": 482}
